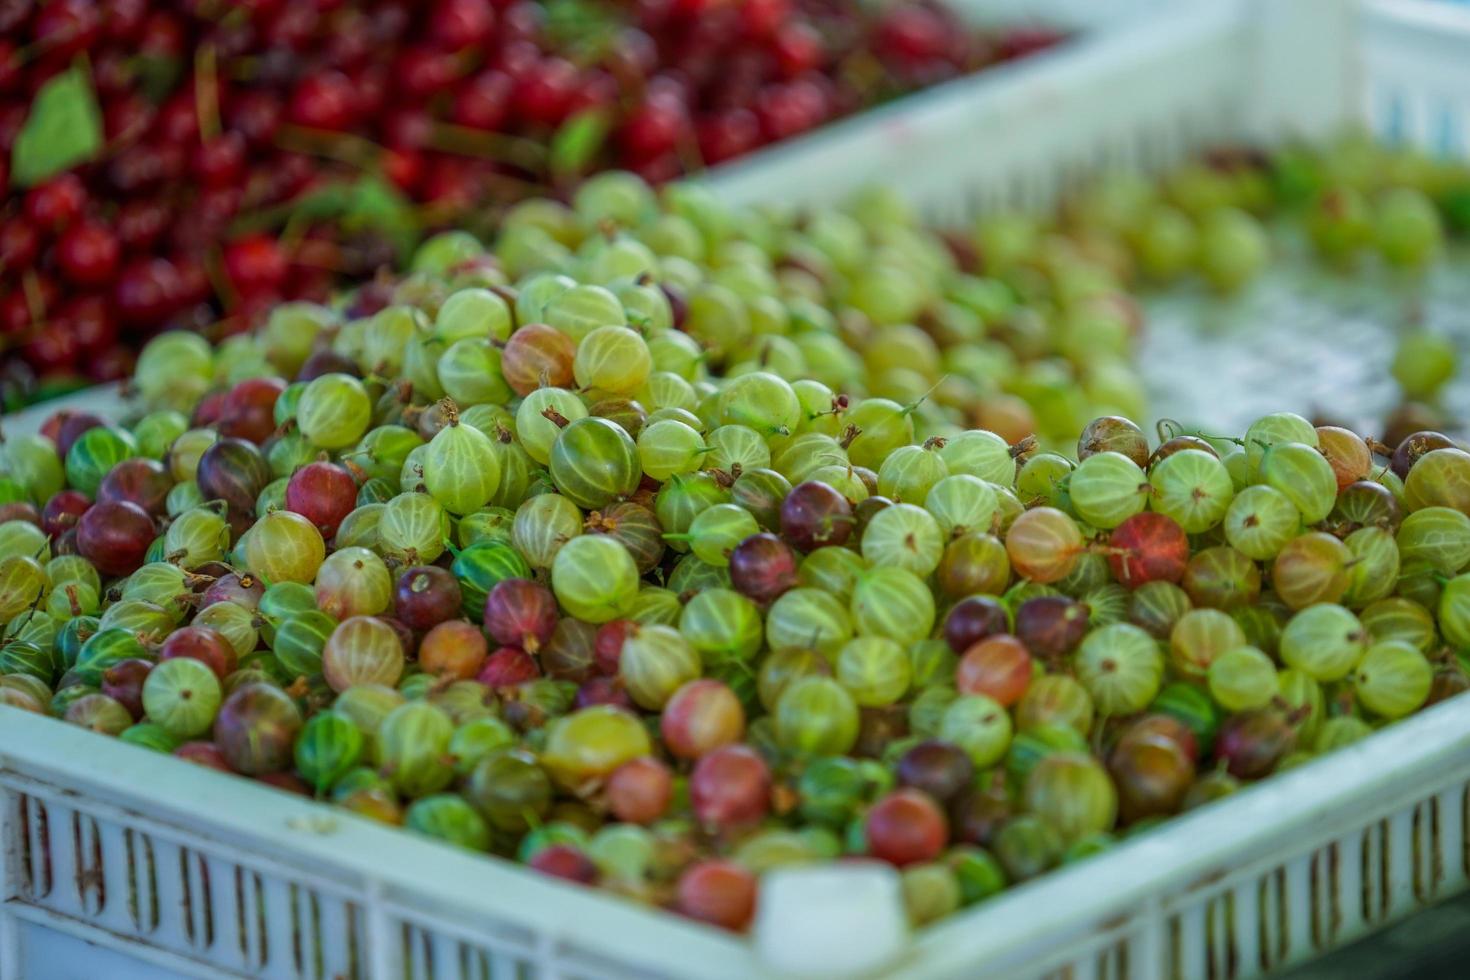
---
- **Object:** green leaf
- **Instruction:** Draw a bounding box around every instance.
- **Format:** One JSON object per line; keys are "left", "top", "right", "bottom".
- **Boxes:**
{"left": 543, "top": 0, "right": 619, "bottom": 50}
{"left": 549, "top": 109, "right": 611, "bottom": 180}
{"left": 286, "top": 183, "right": 359, "bottom": 221}
{"left": 10, "top": 66, "right": 104, "bottom": 188}
{"left": 231, "top": 175, "right": 420, "bottom": 261}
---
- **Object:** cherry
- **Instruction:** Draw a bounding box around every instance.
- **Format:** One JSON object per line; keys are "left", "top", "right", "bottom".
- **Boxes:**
{"left": 103, "top": 148, "right": 151, "bottom": 198}
{"left": 876, "top": 6, "right": 951, "bottom": 64}
{"left": 113, "top": 258, "right": 184, "bottom": 328}
{"left": 261, "top": 4, "right": 319, "bottom": 50}
{"left": 607, "top": 28, "right": 658, "bottom": 78}
{"left": 0, "top": 40, "right": 21, "bottom": 92}
{"left": 289, "top": 71, "right": 358, "bottom": 130}
{"left": 498, "top": 1, "right": 544, "bottom": 45}
{"left": 102, "top": 93, "right": 154, "bottom": 142}
{"left": 116, "top": 199, "right": 172, "bottom": 251}
{"left": 513, "top": 56, "right": 580, "bottom": 127}
{"left": 605, "top": 34, "right": 658, "bottom": 82}
{"left": 739, "top": 0, "right": 788, "bottom": 39}
{"left": 1, "top": 275, "right": 56, "bottom": 337}
{"left": 395, "top": 46, "right": 462, "bottom": 99}
{"left": 427, "top": 0, "right": 494, "bottom": 50}
{"left": 697, "top": 108, "right": 761, "bottom": 165}
{"left": 773, "top": 22, "right": 825, "bottom": 78}
{"left": 170, "top": 255, "right": 213, "bottom": 307}
{"left": 630, "top": 152, "right": 682, "bottom": 185}
{"left": 57, "top": 296, "right": 118, "bottom": 354}
{"left": 619, "top": 91, "right": 689, "bottom": 162}
{"left": 21, "top": 322, "right": 79, "bottom": 373}
{"left": 22, "top": 174, "right": 87, "bottom": 232}
{"left": 198, "top": 185, "right": 244, "bottom": 226}
{"left": 419, "top": 156, "right": 479, "bottom": 207}
{"left": 223, "top": 234, "right": 289, "bottom": 297}
{"left": 218, "top": 292, "right": 280, "bottom": 337}
{"left": 367, "top": 1, "right": 413, "bottom": 45}
{"left": 91, "top": 49, "right": 137, "bottom": 97}
{"left": 191, "top": 133, "right": 248, "bottom": 189}
{"left": 56, "top": 221, "right": 121, "bottom": 287}
{"left": 381, "top": 147, "right": 425, "bottom": 193}
{"left": 0, "top": 218, "right": 39, "bottom": 271}
{"left": 0, "top": 0, "right": 32, "bottom": 34}
{"left": 0, "top": 104, "right": 26, "bottom": 153}
{"left": 567, "top": 69, "right": 619, "bottom": 117}
{"left": 683, "top": 0, "right": 747, "bottom": 40}
{"left": 649, "top": 70, "right": 699, "bottom": 101}
{"left": 324, "top": 11, "right": 372, "bottom": 68}
{"left": 236, "top": 0, "right": 286, "bottom": 19}
{"left": 453, "top": 70, "right": 513, "bottom": 130}
{"left": 997, "top": 27, "right": 1067, "bottom": 61}
{"left": 88, "top": 346, "right": 135, "bottom": 383}
{"left": 225, "top": 90, "right": 284, "bottom": 145}
{"left": 670, "top": 0, "right": 715, "bottom": 18}
{"left": 669, "top": 37, "right": 724, "bottom": 88}
{"left": 706, "top": 49, "right": 769, "bottom": 112}
{"left": 381, "top": 108, "right": 434, "bottom": 151}
{"left": 156, "top": 92, "right": 200, "bottom": 145}
{"left": 103, "top": 0, "right": 149, "bottom": 43}
{"left": 754, "top": 79, "right": 828, "bottom": 141}
{"left": 33, "top": 0, "right": 100, "bottom": 61}
{"left": 0, "top": 291, "right": 35, "bottom": 337}
{"left": 493, "top": 40, "right": 542, "bottom": 81}
{"left": 137, "top": 10, "right": 186, "bottom": 60}
{"left": 263, "top": 151, "right": 316, "bottom": 202}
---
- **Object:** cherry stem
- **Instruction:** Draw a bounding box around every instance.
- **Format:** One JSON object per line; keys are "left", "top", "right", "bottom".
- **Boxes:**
{"left": 195, "top": 43, "right": 222, "bottom": 142}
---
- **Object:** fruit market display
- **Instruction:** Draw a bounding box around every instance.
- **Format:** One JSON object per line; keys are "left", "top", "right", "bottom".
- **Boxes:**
{"left": 0, "top": 0, "right": 1064, "bottom": 402}
{"left": 2, "top": 167, "right": 1470, "bottom": 935}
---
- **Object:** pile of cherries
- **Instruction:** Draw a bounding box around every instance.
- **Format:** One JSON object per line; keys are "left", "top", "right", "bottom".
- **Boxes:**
{"left": 0, "top": 0, "right": 1063, "bottom": 403}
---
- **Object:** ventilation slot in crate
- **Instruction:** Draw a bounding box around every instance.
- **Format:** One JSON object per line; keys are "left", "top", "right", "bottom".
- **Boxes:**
{"left": 398, "top": 920, "right": 538, "bottom": 980}
{"left": 2, "top": 782, "right": 369, "bottom": 980}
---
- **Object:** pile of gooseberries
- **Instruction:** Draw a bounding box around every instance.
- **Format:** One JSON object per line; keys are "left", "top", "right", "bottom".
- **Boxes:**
{"left": 2, "top": 168, "right": 1469, "bottom": 938}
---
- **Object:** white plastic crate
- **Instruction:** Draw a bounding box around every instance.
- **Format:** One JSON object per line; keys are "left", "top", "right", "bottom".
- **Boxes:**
{"left": 710, "top": 0, "right": 1470, "bottom": 222}
{"left": 8, "top": 2, "right": 1470, "bottom": 979}
{"left": 1362, "top": 0, "right": 1470, "bottom": 158}
{"left": 6, "top": 679, "right": 1470, "bottom": 980}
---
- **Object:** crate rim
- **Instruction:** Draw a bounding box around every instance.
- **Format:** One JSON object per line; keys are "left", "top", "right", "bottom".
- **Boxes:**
{"left": 6, "top": 682, "right": 1470, "bottom": 978}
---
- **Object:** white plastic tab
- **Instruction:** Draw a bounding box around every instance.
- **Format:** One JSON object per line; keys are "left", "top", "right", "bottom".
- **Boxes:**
{"left": 754, "top": 863, "right": 909, "bottom": 979}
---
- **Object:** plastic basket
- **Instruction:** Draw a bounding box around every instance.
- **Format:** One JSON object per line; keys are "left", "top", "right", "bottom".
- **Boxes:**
{"left": 8, "top": 2, "right": 1470, "bottom": 978}
{"left": 708, "top": 0, "right": 1470, "bottom": 221}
